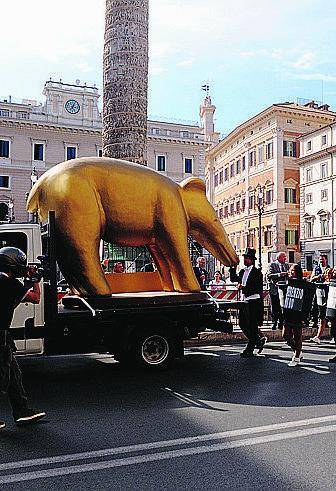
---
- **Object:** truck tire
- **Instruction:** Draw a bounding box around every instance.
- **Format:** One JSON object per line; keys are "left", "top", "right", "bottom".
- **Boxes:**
{"left": 132, "top": 328, "right": 175, "bottom": 370}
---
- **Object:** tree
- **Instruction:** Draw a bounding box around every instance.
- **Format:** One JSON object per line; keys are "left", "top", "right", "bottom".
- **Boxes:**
{"left": 103, "top": 0, "right": 149, "bottom": 165}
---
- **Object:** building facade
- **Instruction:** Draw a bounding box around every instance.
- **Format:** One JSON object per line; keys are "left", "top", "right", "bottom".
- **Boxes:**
{"left": 0, "top": 80, "right": 215, "bottom": 222}
{"left": 206, "top": 101, "right": 336, "bottom": 270}
{"left": 299, "top": 121, "right": 336, "bottom": 269}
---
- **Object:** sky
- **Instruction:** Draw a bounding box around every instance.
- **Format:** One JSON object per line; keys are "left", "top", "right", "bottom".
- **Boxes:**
{"left": 1, "top": 0, "right": 336, "bottom": 135}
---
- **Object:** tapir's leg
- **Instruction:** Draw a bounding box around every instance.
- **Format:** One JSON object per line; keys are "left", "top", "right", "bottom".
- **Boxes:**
{"left": 52, "top": 181, "right": 111, "bottom": 297}
{"left": 148, "top": 244, "right": 174, "bottom": 291}
{"left": 158, "top": 233, "right": 200, "bottom": 293}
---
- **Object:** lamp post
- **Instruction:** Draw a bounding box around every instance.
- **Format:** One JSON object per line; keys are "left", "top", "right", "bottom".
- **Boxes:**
{"left": 30, "top": 167, "right": 38, "bottom": 223}
{"left": 257, "top": 187, "right": 264, "bottom": 269}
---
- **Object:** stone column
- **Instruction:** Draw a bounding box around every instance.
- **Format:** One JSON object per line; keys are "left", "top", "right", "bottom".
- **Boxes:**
{"left": 103, "top": 0, "right": 149, "bottom": 165}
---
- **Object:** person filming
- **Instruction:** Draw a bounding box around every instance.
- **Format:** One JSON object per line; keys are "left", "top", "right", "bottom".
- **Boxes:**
{"left": 0, "top": 247, "right": 46, "bottom": 428}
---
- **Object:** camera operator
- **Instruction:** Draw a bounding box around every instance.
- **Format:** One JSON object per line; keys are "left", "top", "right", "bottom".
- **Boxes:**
{"left": 0, "top": 247, "right": 46, "bottom": 429}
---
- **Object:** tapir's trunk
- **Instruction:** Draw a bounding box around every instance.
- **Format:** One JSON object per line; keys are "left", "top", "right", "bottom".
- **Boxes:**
{"left": 191, "top": 227, "right": 239, "bottom": 267}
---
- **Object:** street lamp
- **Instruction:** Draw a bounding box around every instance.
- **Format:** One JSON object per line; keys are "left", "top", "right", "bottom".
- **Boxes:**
{"left": 256, "top": 186, "right": 264, "bottom": 269}
{"left": 30, "top": 167, "right": 38, "bottom": 223}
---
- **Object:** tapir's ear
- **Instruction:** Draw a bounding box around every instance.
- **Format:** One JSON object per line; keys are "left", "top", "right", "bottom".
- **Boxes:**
{"left": 180, "top": 177, "right": 206, "bottom": 194}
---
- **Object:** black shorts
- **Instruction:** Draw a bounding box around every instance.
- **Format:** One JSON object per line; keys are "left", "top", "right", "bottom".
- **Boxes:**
{"left": 318, "top": 305, "right": 327, "bottom": 320}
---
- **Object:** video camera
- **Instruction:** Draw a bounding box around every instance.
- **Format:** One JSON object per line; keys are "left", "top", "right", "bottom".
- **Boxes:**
{"left": 26, "top": 255, "right": 47, "bottom": 283}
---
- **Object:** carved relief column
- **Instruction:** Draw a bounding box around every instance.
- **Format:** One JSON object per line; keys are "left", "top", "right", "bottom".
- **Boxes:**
{"left": 103, "top": 0, "right": 149, "bottom": 165}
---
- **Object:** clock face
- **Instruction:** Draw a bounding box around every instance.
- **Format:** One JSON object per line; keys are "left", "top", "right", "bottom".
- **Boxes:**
{"left": 65, "top": 99, "right": 80, "bottom": 114}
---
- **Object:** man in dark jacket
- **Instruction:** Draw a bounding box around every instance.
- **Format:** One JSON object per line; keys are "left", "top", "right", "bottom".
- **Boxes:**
{"left": 193, "top": 256, "right": 208, "bottom": 291}
{"left": 230, "top": 248, "right": 266, "bottom": 357}
{"left": 267, "top": 252, "right": 289, "bottom": 330}
{"left": 0, "top": 247, "right": 46, "bottom": 429}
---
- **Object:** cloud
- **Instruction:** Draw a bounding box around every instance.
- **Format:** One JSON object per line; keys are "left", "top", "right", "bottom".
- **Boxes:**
{"left": 176, "top": 59, "right": 194, "bottom": 67}
{"left": 289, "top": 51, "right": 316, "bottom": 70}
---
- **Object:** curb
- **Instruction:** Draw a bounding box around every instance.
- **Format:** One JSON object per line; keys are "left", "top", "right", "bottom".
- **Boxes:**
{"left": 184, "top": 327, "right": 331, "bottom": 348}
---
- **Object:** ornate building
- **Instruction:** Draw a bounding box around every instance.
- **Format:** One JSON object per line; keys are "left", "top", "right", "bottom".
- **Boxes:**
{"left": 299, "top": 120, "right": 336, "bottom": 269}
{"left": 0, "top": 80, "right": 215, "bottom": 222}
{"left": 206, "top": 101, "right": 336, "bottom": 270}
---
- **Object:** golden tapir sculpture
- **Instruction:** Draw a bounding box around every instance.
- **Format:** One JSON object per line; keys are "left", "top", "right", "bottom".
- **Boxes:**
{"left": 27, "top": 157, "right": 238, "bottom": 296}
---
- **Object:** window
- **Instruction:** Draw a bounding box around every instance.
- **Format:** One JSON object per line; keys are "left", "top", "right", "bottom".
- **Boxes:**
{"left": 0, "top": 140, "right": 9, "bottom": 158}
{"left": 305, "top": 220, "right": 313, "bottom": 238}
{"left": 0, "top": 176, "right": 9, "bottom": 188}
{"left": 266, "top": 142, "right": 273, "bottom": 159}
{"left": 321, "top": 218, "right": 329, "bottom": 236}
{"left": 224, "top": 167, "right": 229, "bottom": 181}
{"left": 306, "top": 168, "right": 312, "bottom": 183}
{"left": 248, "top": 194, "right": 255, "bottom": 209}
{"left": 284, "top": 188, "right": 296, "bottom": 204}
{"left": 321, "top": 189, "right": 328, "bottom": 201}
{"left": 322, "top": 135, "right": 327, "bottom": 146}
{"left": 306, "top": 193, "right": 312, "bottom": 204}
{"left": 241, "top": 198, "right": 246, "bottom": 211}
{"left": 287, "top": 119, "right": 292, "bottom": 124}
{"left": 181, "top": 131, "right": 189, "bottom": 138}
{"left": 242, "top": 156, "right": 246, "bottom": 171}
{"left": 285, "top": 229, "right": 298, "bottom": 245}
{"left": 66, "top": 146, "right": 77, "bottom": 160}
{"left": 33, "top": 143, "right": 44, "bottom": 161}
{"left": 307, "top": 141, "right": 312, "bottom": 151}
{"left": 264, "top": 229, "right": 273, "bottom": 246}
{"left": 247, "top": 232, "right": 255, "bottom": 248}
{"left": 265, "top": 188, "right": 273, "bottom": 205}
{"left": 283, "top": 141, "right": 297, "bottom": 157}
{"left": 214, "top": 174, "right": 218, "bottom": 187}
{"left": 321, "top": 163, "right": 328, "bottom": 178}
{"left": 236, "top": 233, "right": 241, "bottom": 249}
{"left": 17, "top": 112, "right": 28, "bottom": 119}
{"left": 230, "top": 163, "right": 235, "bottom": 177}
{"left": 0, "top": 110, "right": 9, "bottom": 117}
{"left": 224, "top": 205, "right": 228, "bottom": 218}
{"left": 156, "top": 155, "right": 166, "bottom": 172}
{"left": 152, "top": 128, "right": 160, "bottom": 135}
{"left": 219, "top": 208, "right": 223, "bottom": 220}
{"left": 219, "top": 170, "right": 223, "bottom": 184}
{"left": 258, "top": 145, "right": 264, "bottom": 164}
{"left": 98, "top": 149, "right": 103, "bottom": 157}
{"left": 184, "top": 158, "right": 193, "bottom": 174}
{"left": 288, "top": 251, "right": 295, "bottom": 263}
{"left": 230, "top": 203, "right": 234, "bottom": 215}
{"left": 236, "top": 201, "right": 240, "bottom": 214}
{"left": 236, "top": 159, "right": 241, "bottom": 174}
{"left": 249, "top": 150, "right": 256, "bottom": 167}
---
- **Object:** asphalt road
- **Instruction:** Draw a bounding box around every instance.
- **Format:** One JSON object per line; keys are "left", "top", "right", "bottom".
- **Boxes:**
{"left": 0, "top": 341, "right": 336, "bottom": 489}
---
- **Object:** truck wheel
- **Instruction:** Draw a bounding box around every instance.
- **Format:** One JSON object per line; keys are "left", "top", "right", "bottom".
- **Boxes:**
{"left": 133, "top": 329, "right": 174, "bottom": 370}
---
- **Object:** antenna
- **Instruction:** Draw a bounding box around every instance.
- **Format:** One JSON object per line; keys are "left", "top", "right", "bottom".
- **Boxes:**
{"left": 321, "top": 80, "right": 324, "bottom": 104}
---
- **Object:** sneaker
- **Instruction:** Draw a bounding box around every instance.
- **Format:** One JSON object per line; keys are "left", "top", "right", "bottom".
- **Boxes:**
{"left": 329, "top": 338, "right": 335, "bottom": 345}
{"left": 15, "top": 409, "right": 46, "bottom": 426}
{"left": 257, "top": 336, "right": 268, "bottom": 354}
{"left": 288, "top": 356, "right": 301, "bottom": 367}
{"left": 329, "top": 356, "right": 336, "bottom": 363}
{"left": 309, "top": 336, "right": 321, "bottom": 344}
{"left": 0, "top": 421, "right": 5, "bottom": 429}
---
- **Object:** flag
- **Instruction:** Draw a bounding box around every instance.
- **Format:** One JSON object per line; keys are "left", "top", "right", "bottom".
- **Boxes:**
{"left": 201, "top": 84, "right": 209, "bottom": 92}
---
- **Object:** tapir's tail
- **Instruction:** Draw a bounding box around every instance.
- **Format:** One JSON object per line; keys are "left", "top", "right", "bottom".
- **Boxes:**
{"left": 26, "top": 183, "right": 40, "bottom": 214}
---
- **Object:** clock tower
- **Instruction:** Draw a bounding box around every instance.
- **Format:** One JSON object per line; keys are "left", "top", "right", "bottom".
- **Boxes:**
{"left": 42, "top": 79, "right": 101, "bottom": 125}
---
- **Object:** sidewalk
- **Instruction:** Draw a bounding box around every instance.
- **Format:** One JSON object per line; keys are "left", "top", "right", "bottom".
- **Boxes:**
{"left": 185, "top": 326, "right": 331, "bottom": 348}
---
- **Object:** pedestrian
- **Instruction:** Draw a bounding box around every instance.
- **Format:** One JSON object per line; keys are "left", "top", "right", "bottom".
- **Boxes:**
{"left": 193, "top": 256, "right": 208, "bottom": 291}
{"left": 267, "top": 252, "right": 290, "bottom": 330}
{"left": 282, "top": 263, "right": 305, "bottom": 367}
{"left": 229, "top": 248, "right": 266, "bottom": 357}
{"left": 309, "top": 255, "right": 332, "bottom": 344}
{"left": 112, "top": 262, "right": 125, "bottom": 273}
{"left": 0, "top": 247, "right": 46, "bottom": 428}
{"left": 208, "top": 271, "right": 226, "bottom": 291}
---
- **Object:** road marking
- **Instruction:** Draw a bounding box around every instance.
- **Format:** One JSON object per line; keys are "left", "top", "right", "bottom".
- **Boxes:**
{"left": 1, "top": 414, "right": 336, "bottom": 473}
{"left": 162, "top": 387, "right": 204, "bottom": 407}
{"left": 1, "top": 424, "right": 336, "bottom": 484}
